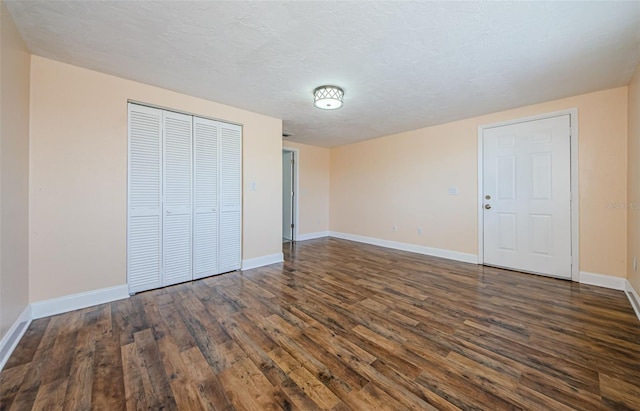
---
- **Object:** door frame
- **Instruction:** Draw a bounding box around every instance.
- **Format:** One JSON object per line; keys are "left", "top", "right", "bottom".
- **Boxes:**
{"left": 282, "top": 147, "right": 300, "bottom": 242}
{"left": 477, "top": 109, "right": 579, "bottom": 281}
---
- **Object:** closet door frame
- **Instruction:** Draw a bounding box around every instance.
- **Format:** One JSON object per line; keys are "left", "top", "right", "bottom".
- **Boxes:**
{"left": 127, "top": 101, "right": 243, "bottom": 293}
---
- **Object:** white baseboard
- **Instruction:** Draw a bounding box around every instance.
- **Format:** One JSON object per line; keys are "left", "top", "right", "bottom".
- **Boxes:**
{"left": 579, "top": 271, "right": 626, "bottom": 290}
{"left": 625, "top": 280, "right": 640, "bottom": 322}
{"left": 296, "top": 231, "right": 329, "bottom": 241}
{"left": 31, "top": 284, "right": 129, "bottom": 320}
{"left": 328, "top": 231, "right": 478, "bottom": 264}
{"left": 0, "top": 305, "right": 32, "bottom": 371}
{"left": 241, "top": 252, "right": 284, "bottom": 271}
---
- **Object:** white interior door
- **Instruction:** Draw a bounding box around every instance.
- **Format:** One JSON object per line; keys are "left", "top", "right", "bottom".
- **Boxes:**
{"left": 282, "top": 151, "right": 294, "bottom": 241}
{"left": 193, "top": 117, "right": 219, "bottom": 279}
{"left": 482, "top": 115, "right": 571, "bottom": 278}
{"left": 127, "top": 104, "right": 163, "bottom": 293}
{"left": 162, "top": 111, "right": 193, "bottom": 286}
{"left": 219, "top": 122, "right": 242, "bottom": 273}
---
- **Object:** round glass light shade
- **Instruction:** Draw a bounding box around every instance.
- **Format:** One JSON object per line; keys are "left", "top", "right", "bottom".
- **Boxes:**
{"left": 313, "top": 85, "right": 344, "bottom": 110}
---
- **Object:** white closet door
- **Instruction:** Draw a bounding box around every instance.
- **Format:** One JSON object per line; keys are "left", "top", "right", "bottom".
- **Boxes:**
{"left": 163, "top": 111, "right": 193, "bottom": 286}
{"left": 193, "top": 117, "right": 219, "bottom": 279}
{"left": 127, "top": 104, "right": 163, "bottom": 293}
{"left": 219, "top": 122, "right": 242, "bottom": 272}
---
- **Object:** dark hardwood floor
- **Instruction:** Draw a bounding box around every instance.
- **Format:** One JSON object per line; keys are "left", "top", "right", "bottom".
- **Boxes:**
{"left": 2, "top": 237, "right": 640, "bottom": 410}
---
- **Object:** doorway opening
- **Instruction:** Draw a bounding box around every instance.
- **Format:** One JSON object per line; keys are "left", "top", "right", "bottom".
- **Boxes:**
{"left": 282, "top": 148, "right": 299, "bottom": 244}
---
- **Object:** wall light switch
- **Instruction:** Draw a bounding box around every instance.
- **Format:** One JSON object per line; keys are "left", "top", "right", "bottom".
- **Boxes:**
{"left": 448, "top": 186, "right": 458, "bottom": 196}
{"left": 250, "top": 181, "right": 257, "bottom": 191}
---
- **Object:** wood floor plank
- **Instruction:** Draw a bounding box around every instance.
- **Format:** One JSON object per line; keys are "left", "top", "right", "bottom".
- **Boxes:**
{"left": 7, "top": 315, "right": 68, "bottom": 410}
{"left": 599, "top": 373, "right": 640, "bottom": 410}
{"left": 268, "top": 347, "right": 341, "bottom": 410}
{"left": 302, "top": 324, "right": 377, "bottom": 366}
{"left": 156, "top": 295, "right": 197, "bottom": 353}
{"left": 275, "top": 377, "right": 323, "bottom": 410}
{"left": 220, "top": 314, "right": 288, "bottom": 387}
{"left": 7, "top": 385, "right": 39, "bottom": 411}
{"left": 121, "top": 342, "right": 149, "bottom": 411}
{"left": 341, "top": 382, "right": 407, "bottom": 411}
{"left": 454, "top": 323, "right": 602, "bottom": 395}
{"left": 179, "top": 346, "right": 235, "bottom": 410}
{"left": 157, "top": 341, "right": 203, "bottom": 411}
{"left": 218, "top": 357, "right": 279, "bottom": 411}
{"left": 366, "top": 359, "right": 462, "bottom": 411}
{"left": 2, "top": 318, "right": 50, "bottom": 370}
{"left": 133, "top": 328, "right": 177, "bottom": 409}
{"left": 110, "top": 298, "right": 145, "bottom": 347}
{"left": 2, "top": 238, "right": 640, "bottom": 410}
{"left": 294, "top": 332, "right": 369, "bottom": 395}
{"left": 62, "top": 327, "right": 96, "bottom": 411}
{"left": 0, "top": 363, "right": 29, "bottom": 410}
{"left": 343, "top": 356, "right": 439, "bottom": 411}
{"left": 31, "top": 377, "right": 68, "bottom": 411}
{"left": 91, "top": 333, "right": 127, "bottom": 411}
{"left": 262, "top": 316, "right": 358, "bottom": 400}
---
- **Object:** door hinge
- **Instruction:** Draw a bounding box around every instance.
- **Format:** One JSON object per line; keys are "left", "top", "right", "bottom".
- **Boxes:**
{"left": 291, "top": 159, "right": 295, "bottom": 165}
{"left": 291, "top": 224, "right": 294, "bottom": 228}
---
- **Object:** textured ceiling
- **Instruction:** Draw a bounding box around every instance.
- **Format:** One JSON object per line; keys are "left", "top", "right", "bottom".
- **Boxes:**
{"left": 6, "top": 1, "right": 640, "bottom": 147}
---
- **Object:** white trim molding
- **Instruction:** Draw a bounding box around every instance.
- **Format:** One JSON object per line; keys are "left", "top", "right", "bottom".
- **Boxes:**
{"left": 0, "top": 305, "right": 32, "bottom": 371}
{"left": 625, "top": 281, "right": 640, "bottom": 322}
{"left": 477, "top": 109, "right": 580, "bottom": 281}
{"left": 329, "top": 231, "right": 478, "bottom": 264}
{"left": 297, "top": 231, "right": 330, "bottom": 241}
{"left": 579, "top": 271, "right": 626, "bottom": 290}
{"left": 31, "top": 284, "right": 129, "bottom": 320}
{"left": 241, "top": 252, "right": 284, "bottom": 271}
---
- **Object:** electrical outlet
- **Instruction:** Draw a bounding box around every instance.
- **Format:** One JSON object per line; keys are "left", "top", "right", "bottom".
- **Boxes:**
{"left": 392, "top": 225, "right": 398, "bottom": 232}
{"left": 417, "top": 227, "right": 423, "bottom": 235}
{"left": 634, "top": 256, "right": 638, "bottom": 272}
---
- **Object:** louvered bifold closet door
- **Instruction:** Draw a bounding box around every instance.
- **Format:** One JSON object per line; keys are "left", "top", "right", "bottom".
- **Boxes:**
{"left": 219, "top": 122, "right": 242, "bottom": 272}
{"left": 128, "top": 104, "right": 163, "bottom": 293}
{"left": 193, "top": 117, "right": 219, "bottom": 279}
{"left": 162, "top": 111, "right": 193, "bottom": 286}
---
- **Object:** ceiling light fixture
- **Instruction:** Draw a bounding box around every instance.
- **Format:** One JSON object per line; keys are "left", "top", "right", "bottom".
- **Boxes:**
{"left": 313, "top": 85, "right": 344, "bottom": 110}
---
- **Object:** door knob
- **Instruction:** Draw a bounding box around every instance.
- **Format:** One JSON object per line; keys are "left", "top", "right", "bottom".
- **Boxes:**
{"left": 484, "top": 204, "right": 492, "bottom": 210}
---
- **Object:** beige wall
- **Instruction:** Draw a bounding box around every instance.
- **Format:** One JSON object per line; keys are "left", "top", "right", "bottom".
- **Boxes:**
{"left": 283, "top": 141, "right": 330, "bottom": 236}
{"left": 628, "top": 63, "right": 640, "bottom": 293}
{"left": 0, "top": 1, "right": 30, "bottom": 338}
{"left": 29, "top": 56, "right": 282, "bottom": 302}
{"left": 331, "top": 87, "right": 629, "bottom": 278}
